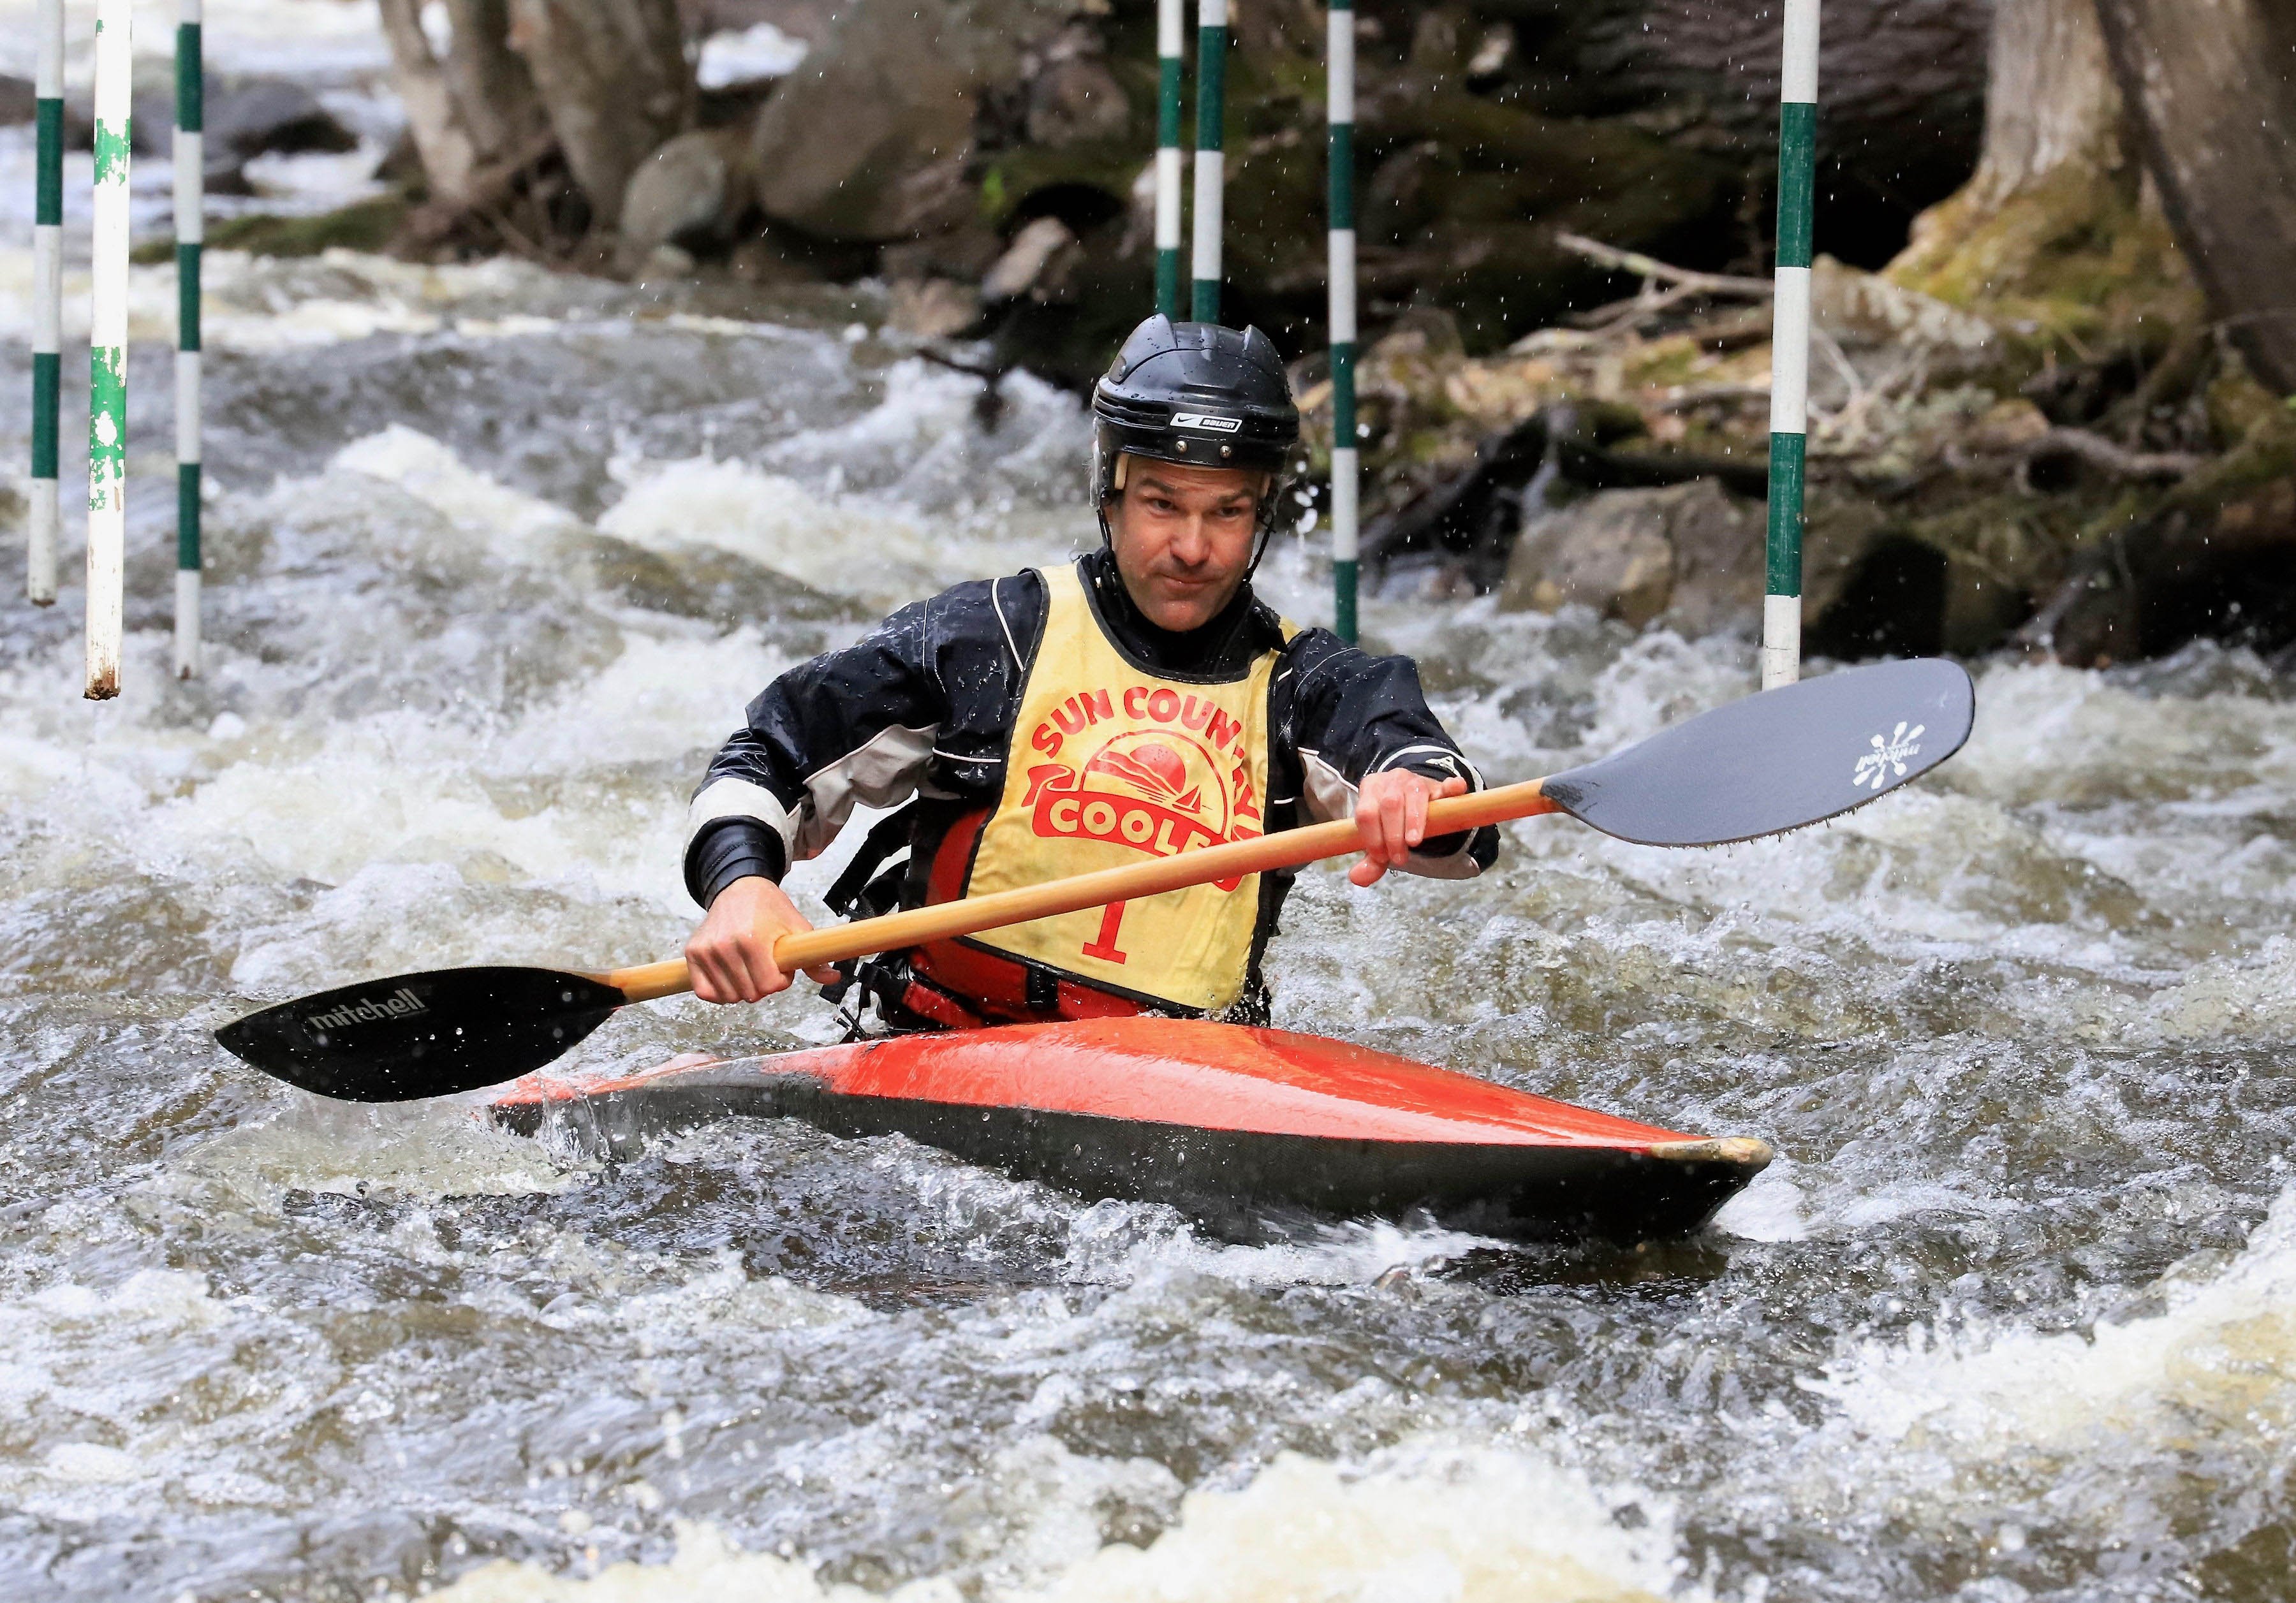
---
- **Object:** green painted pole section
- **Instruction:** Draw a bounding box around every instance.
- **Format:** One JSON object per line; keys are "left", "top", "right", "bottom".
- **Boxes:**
{"left": 29, "top": 0, "right": 63, "bottom": 604}
{"left": 1328, "top": 0, "right": 1358, "bottom": 643}
{"left": 176, "top": 5, "right": 205, "bottom": 677}
{"left": 1763, "top": 1, "right": 1819, "bottom": 690}
{"left": 1154, "top": 0, "right": 1184, "bottom": 317}
{"left": 1190, "top": 0, "right": 1227, "bottom": 323}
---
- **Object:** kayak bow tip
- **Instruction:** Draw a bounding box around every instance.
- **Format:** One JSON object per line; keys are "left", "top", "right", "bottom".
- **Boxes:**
{"left": 1646, "top": 1135, "right": 1773, "bottom": 1169}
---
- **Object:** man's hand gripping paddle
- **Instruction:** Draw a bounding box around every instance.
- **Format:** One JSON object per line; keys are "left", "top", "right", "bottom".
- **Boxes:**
{"left": 216, "top": 658, "right": 1975, "bottom": 1102}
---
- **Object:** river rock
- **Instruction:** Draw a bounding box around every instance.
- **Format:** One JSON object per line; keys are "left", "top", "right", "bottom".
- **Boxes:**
{"left": 748, "top": 0, "right": 1070, "bottom": 242}
{"left": 0, "top": 75, "right": 32, "bottom": 126}
{"left": 133, "top": 78, "right": 358, "bottom": 193}
{"left": 616, "top": 128, "right": 746, "bottom": 269}
{"left": 1024, "top": 24, "right": 1130, "bottom": 147}
{"left": 1499, "top": 479, "right": 1763, "bottom": 636}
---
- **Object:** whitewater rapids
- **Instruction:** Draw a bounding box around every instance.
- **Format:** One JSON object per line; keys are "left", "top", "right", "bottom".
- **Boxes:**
{"left": 3, "top": 17, "right": 2296, "bottom": 1600}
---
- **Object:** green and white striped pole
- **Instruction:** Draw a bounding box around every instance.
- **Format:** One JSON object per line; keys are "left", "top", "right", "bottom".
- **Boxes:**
{"left": 1189, "top": 0, "right": 1226, "bottom": 323}
{"left": 1763, "top": 0, "right": 1819, "bottom": 691}
{"left": 28, "top": 0, "right": 63, "bottom": 605}
{"left": 175, "top": 0, "right": 204, "bottom": 678}
{"left": 1328, "top": 0, "right": 1358, "bottom": 644}
{"left": 1154, "top": 0, "right": 1184, "bottom": 317}
{"left": 86, "top": 0, "right": 130, "bottom": 700}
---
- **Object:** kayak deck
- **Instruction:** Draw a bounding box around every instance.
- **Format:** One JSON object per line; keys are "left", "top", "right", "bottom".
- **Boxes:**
{"left": 489, "top": 1018, "right": 1769, "bottom": 1241}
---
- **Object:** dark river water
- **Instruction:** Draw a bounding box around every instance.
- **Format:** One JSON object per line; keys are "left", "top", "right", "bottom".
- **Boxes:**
{"left": 3, "top": 239, "right": 2295, "bottom": 1603}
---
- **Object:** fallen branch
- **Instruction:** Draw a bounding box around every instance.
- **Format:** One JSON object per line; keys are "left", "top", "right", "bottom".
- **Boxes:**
{"left": 1648, "top": 381, "right": 1774, "bottom": 412}
{"left": 2025, "top": 427, "right": 2202, "bottom": 483}
{"left": 1553, "top": 233, "right": 1775, "bottom": 300}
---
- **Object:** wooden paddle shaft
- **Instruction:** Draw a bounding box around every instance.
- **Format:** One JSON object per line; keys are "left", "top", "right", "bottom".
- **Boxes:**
{"left": 601, "top": 779, "right": 1557, "bottom": 1003}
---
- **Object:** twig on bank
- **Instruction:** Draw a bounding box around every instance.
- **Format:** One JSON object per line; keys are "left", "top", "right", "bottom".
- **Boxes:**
{"left": 1553, "top": 233, "right": 1776, "bottom": 298}
{"left": 1647, "top": 381, "right": 1774, "bottom": 412}
{"left": 2024, "top": 427, "right": 2202, "bottom": 483}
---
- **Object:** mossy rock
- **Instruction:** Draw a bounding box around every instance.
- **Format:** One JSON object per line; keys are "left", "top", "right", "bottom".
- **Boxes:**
{"left": 131, "top": 195, "right": 411, "bottom": 261}
{"left": 1888, "top": 166, "right": 2200, "bottom": 370}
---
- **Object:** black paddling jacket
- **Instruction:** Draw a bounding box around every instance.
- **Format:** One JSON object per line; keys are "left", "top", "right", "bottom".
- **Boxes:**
{"left": 685, "top": 549, "right": 1498, "bottom": 1022}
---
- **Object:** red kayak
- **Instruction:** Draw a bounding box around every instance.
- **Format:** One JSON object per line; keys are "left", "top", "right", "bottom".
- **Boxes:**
{"left": 489, "top": 1018, "right": 1770, "bottom": 1241}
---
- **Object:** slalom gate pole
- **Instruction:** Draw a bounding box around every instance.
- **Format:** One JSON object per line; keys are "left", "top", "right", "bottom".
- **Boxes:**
{"left": 175, "top": 0, "right": 203, "bottom": 678}
{"left": 1328, "top": 0, "right": 1358, "bottom": 644}
{"left": 1763, "top": 0, "right": 1819, "bottom": 691}
{"left": 29, "top": 0, "right": 63, "bottom": 605}
{"left": 1189, "top": 0, "right": 1226, "bottom": 323}
{"left": 1154, "top": 0, "right": 1184, "bottom": 317}
{"left": 86, "top": 0, "right": 131, "bottom": 700}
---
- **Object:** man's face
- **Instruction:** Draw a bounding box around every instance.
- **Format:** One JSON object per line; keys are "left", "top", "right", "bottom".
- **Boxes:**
{"left": 1107, "top": 457, "right": 1263, "bottom": 632}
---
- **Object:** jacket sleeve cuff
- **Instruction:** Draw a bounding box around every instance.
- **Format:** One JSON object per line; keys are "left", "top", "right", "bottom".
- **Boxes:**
{"left": 684, "top": 818, "right": 789, "bottom": 908}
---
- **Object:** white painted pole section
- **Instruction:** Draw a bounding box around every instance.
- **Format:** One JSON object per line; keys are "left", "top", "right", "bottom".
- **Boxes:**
{"left": 1783, "top": 1, "right": 1821, "bottom": 103}
{"left": 1155, "top": 147, "right": 1183, "bottom": 256}
{"left": 1762, "top": 0, "right": 1821, "bottom": 691}
{"left": 1191, "top": 154, "right": 1224, "bottom": 289}
{"left": 1769, "top": 269, "right": 1812, "bottom": 441}
{"left": 29, "top": 0, "right": 63, "bottom": 604}
{"left": 86, "top": 0, "right": 131, "bottom": 700}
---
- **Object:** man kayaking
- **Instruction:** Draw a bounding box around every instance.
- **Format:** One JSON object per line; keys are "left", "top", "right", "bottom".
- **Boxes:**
{"left": 681, "top": 314, "right": 1498, "bottom": 1030}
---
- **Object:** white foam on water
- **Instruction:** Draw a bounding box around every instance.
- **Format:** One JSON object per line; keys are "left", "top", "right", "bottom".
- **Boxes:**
{"left": 415, "top": 1438, "right": 1685, "bottom": 1603}
{"left": 599, "top": 455, "right": 947, "bottom": 608}
{"left": 331, "top": 424, "right": 586, "bottom": 556}
{"left": 418, "top": 1519, "right": 958, "bottom": 1602}
{"left": 2092, "top": 932, "right": 2296, "bottom": 1045}
{"left": 167, "top": 1097, "right": 578, "bottom": 1208}
{"left": 1817, "top": 1185, "right": 2296, "bottom": 1454}
{"left": 0, "top": 1267, "right": 326, "bottom": 1523}
{"left": 1712, "top": 1164, "right": 1811, "bottom": 1243}
{"left": 697, "top": 21, "right": 811, "bottom": 87}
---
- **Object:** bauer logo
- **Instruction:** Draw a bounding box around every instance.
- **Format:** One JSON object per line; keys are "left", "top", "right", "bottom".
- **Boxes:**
{"left": 304, "top": 987, "right": 429, "bottom": 1032}
{"left": 1171, "top": 412, "right": 1242, "bottom": 433}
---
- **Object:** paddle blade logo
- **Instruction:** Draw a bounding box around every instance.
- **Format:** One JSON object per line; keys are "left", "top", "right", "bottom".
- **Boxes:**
{"left": 304, "top": 986, "right": 429, "bottom": 1033}
{"left": 1853, "top": 722, "right": 1925, "bottom": 790}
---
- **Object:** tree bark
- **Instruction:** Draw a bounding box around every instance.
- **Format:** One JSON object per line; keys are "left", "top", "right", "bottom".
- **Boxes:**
{"left": 506, "top": 0, "right": 695, "bottom": 232}
{"left": 1968, "top": 0, "right": 2126, "bottom": 199}
{"left": 1464, "top": 0, "right": 1992, "bottom": 261}
{"left": 2093, "top": 0, "right": 2296, "bottom": 393}
{"left": 377, "top": 0, "right": 547, "bottom": 206}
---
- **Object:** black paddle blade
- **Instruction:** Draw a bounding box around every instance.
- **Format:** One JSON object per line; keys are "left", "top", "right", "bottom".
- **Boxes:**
{"left": 1543, "top": 658, "right": 1975, "bottom": 847}
{"left": 213, "top": 967, "right": 628, "bottom": 1102}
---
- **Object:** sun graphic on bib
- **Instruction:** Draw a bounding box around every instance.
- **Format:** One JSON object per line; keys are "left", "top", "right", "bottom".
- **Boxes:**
{"left": 1084, "top": 731, "right": 1223, "bottom": 825}
{"left": 1024, "top": 727, "right": 1253, "bottom": 878}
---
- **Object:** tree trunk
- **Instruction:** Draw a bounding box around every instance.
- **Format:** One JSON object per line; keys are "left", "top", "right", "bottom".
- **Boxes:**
{"left": 1885, "top": 0, "right": 2196, "bottom": 353}
{"left": 2093, "top": 0, "right": 2296, "bottom": 393}
{"left": 377, "top": 0, "right": 547, "bottom": 206}
{"left": 1966, "top": 0, "right": 2126, "bottom": 199}
{"left": 506, "top": 0, "right": 695, "bottom": 233}
{"left": 1464, "top": 0, "right": 1993, "bottom": 265}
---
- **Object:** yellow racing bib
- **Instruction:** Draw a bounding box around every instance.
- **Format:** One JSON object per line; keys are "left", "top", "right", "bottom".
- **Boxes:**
{"left": 960, "top": 561, "right": 1292, "bottom": 1013}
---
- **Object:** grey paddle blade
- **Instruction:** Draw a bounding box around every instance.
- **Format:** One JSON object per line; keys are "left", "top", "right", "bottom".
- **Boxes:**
{"left": 214, "top": 967, "right": 627, "bottom": 1102}
{"left": 1542, "top": 658, "right": 1974, "bottom": 847}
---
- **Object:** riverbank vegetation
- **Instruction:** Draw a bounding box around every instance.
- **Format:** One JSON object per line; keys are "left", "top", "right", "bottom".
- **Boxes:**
{"left": 85, "top": 0, "right": 2296, "bottom": 665}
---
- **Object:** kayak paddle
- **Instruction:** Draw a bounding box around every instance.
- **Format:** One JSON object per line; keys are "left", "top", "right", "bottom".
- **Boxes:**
{"left": 215, "top": 657, "right": 1974, "bottom": 1101}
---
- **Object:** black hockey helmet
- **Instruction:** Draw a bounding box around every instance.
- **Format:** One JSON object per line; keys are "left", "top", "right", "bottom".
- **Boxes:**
{"left": 1091, "top": 315, "right": 1299, "bottom": 537}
